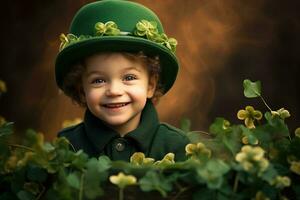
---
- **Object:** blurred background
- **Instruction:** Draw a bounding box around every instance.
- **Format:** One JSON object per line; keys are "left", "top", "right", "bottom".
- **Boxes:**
{"left": 1, "top": 0, "right": 299, "bottom": 140}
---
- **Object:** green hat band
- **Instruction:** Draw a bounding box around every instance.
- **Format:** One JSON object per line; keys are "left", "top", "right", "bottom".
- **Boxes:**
{"left": 59, "top": 20, "right": 177, "bottom": 53}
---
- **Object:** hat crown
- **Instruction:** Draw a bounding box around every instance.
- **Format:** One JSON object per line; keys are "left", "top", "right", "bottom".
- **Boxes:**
{"left": 70, "top": 0, "right": 164, "bottom": 36}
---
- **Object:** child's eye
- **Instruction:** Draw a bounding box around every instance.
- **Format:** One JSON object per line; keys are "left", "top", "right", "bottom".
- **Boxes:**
{"left": 91, "top": 78, "right": 105, "bottom": 84}
{"left": 123, "top": 74, "right": 137, "bottom": 81}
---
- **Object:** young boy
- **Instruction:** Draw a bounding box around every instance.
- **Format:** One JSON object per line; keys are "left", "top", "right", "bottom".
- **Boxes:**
{"left": 55, "top": 0, "right": 190, "bottom": 161}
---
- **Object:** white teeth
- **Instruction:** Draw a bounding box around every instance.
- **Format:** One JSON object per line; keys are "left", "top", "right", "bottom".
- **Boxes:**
{"left": 104, "top": 103, "right": 128, "bottom": 108}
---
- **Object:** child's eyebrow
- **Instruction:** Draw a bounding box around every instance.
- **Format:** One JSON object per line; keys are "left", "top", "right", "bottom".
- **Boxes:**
{"left": 85, "top": 70, "right": 104, "bottom": 77}
{"left": 122, "top": 66, "right": 142, "bottom": 73}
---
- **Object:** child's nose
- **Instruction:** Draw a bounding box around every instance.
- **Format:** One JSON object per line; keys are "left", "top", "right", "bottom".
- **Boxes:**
{"left": 105, "top": 81, "right": 124, "bottom": 96}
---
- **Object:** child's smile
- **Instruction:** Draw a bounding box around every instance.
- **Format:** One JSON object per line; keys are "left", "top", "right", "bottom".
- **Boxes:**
{"left": 103, "top": 102, "right": 131, "bottom": 109}
{"left": 82, "top": 53, "right": 157, "bottom": 136}
{"left": 101, "top": 102, "right": 131, "bottom": 113}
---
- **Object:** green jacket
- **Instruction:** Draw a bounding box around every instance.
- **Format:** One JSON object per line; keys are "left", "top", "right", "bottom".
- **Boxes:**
{"left": 58, "top": 101, "right": 190, "bottom": 162}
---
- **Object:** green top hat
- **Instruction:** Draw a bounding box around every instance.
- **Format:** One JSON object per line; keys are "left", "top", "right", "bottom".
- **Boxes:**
{"left": 55, "top": 0, "right": 179, "bottom": 94}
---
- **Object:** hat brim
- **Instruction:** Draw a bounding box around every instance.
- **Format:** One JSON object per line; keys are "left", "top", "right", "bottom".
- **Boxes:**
{"left": 55, "top": 36, "right": 179, "bottom": 94}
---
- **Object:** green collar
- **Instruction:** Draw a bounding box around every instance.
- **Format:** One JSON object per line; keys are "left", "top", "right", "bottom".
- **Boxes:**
{"left": 84, "top": 100, "right": 159, "bottom": 154}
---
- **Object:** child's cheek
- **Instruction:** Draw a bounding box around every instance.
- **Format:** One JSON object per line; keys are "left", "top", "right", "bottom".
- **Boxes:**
{"left": 128, "top": 86, "right": 148, "bottom": 100}
{"left": 85, "top": 88, "right": 102, "bottom": 103}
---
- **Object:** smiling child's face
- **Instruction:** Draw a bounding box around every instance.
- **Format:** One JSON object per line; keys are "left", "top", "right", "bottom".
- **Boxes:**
{"left": 81, "top": 52, "right": 157, "bottom": 136}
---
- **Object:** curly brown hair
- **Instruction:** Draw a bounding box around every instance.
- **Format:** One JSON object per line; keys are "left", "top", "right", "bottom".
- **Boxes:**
{"left": 61, "top": 51, "right": 163, "bottom": 107}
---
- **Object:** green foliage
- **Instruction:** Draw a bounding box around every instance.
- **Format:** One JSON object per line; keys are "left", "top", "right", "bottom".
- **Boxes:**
{"left": 0, "top": 122, "right": 14, "bottom": 137}
{"left": 139, "top": 171, "right": 173, "bottom": 197}
{"left": 0, "top": 79, "right": 300, "bottom": 200}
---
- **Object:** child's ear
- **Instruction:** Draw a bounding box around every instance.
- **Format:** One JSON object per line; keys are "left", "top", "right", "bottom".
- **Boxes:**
{"left": 147, "top": 75, "right": 158, "bottom": 98}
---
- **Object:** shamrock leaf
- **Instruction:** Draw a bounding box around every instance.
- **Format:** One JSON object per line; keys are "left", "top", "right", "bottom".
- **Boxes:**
{"left": 59, "top": 33, "right": 78, "bottom": 51}
{"left": 237, "top": 106, "right": 262, "bottom": 129}
{"left": 159, "top": 33, "right": 177, "bottom": 53}
{"left": 109, "top": 172, "right": 137, "bottom": 189}
{"left": 154, "top": 153, "right": 175, "bottom": 166}
{"left": 243, "top": 79, "right": 261, "bottom": 98}
{"left": 130, "top": 152, "right": 155, "bottom": 165}
{"left": 235, "top": 145, "right": 269, "bottom": 175}
{"left": 139, "top": 171, "right": 172, "bottom": 197}
{"left": 271, "top": 108, "right": 291, "bottom": 120}
{"left": 185, "top": 143, "right": 211, "bottom": 159}
{"left": 135, "top": 20, "right": 158, "bottom": 38}
{"left": 83, "top": 157, "right": 110, "bottom": 199}
{"left": 95, "top": 21, "right": 120, "bottom": 36}
{"left": 66, "top": 172, "right": 80, "bottom": 189}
